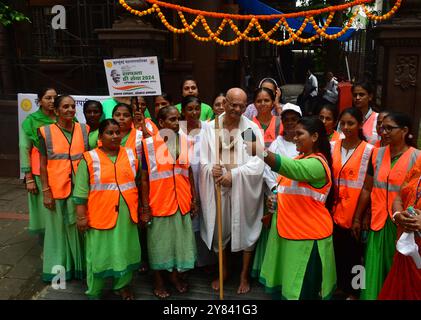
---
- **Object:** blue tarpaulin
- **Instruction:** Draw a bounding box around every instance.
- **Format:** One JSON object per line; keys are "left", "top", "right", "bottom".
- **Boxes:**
{"left": 237, "top": 0, "right": 356, "bottom": 41}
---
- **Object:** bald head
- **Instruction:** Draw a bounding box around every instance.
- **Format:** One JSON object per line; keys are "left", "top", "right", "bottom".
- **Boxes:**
{"left": 226, "top": 88, "right": 247, "bottom": 104}
{"left": 224, "top": 88, "right": 248, "bottom": 123}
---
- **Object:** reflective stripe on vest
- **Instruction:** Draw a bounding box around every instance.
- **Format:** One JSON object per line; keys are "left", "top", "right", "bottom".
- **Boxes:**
{"left": 135, "top": 129, "right": 143, "bottom": 159}
{"left": 146, "top": 121, "right": 153, "bottom": 134}
{"left": 145, "top": 118, "right": 158, "bottom": 136}
{"left": 44, "top": 124, "right": 88, "bottom": 161}
{"left": 370, "top": 146, "right": 421, "bottom": 231}
{"left": 277, "top": 180, "right": 328, "bottom": 202}
{"left": 85, "top": 147, "right": 139, "bottom": 229}
{"left": 145, "top": 137, "right": 190, "bottom": 181}
{"left": 332, "top": 141, "right": 374, "bottom": 228}
{"left": 40, "top": 123, "right": 89, "bottom": 199}
{"left": 373, "top": 147, "right": 420, "bottom": 191}
{"left": 144, "top": 133, "right": 192, "bottom": 217}
{"left": 88, "top": 148, "right": 137, "bottom": 192}
{"left": 334, "top": 142, "right": 373, "bottom": 189}
{"left": 363, "top": 112, "right": 379, "bottom": 145}
{"left": 125, "top": 129, "right": 143, "bottom": 159}
{"left": 276, "top": 153, "right": 333, "bottom": 240}
{"left": 145, "top": 136, "right": 158, "bottom": 175}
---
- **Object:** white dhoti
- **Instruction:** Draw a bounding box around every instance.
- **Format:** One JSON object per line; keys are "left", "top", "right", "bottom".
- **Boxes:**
{"left": 199, "top": 113, "right": 264, "bottom": 253}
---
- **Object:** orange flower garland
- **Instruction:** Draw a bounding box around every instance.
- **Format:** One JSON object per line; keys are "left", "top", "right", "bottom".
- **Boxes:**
{"left": 118, "top": 0, "right": 402, "bottom": 46}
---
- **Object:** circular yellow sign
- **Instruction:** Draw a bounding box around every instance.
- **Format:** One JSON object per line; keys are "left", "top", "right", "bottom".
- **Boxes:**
{"left": 20, "top": 99, "right": 32, "bottom": 112}
{"left": 105, "top": 61, "right": 113, "bottom": 68}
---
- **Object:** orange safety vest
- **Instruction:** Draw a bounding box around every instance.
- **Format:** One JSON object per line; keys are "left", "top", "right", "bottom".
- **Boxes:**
{"left": 39, "top": 123, "right": 89, "bottom": 199}
{"left": 330, "top": 130, "right": 342, "bottom": 143}
{"left": 84, "top": 147, "right": 139, "bottom": 229}
{"left": 145, "top": 118, "right": 158, "bottom": 136}
{"left": 31, "top": 147, "right": 41, "bottom": 176}
{"left": 363, "top": 111, "right": 379, "bottom": 146}
{"left": 276, "top": 153, "right": 333, "bottom": 240}
{"left": 143, "top": 132, "right": 192, "bottom": 217}
{"left": 371, "top": 146, "right": 421, "bottom": 231}
{"left": 125, "top": 128, "right": 144, "bottom": 159}
{"left": 331, "top": 140, "right": 374, "bottom": 229}
{"left": 252, "top": 116, "right": 283, "bottom": 147}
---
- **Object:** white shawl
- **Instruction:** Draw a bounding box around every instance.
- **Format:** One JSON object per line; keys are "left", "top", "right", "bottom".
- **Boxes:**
{"left": 199, "top": 113, "right": 264, "bottom": 252}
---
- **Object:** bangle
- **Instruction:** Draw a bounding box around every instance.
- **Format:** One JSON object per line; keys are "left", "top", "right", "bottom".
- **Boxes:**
{"left": 392, "top": 211, "right": 400, "bottom": 223}
{"left": 26, "top": 179, "right": 35, "bottom": 184}
{"left": 42, "top": 187, "right": 50, "bottom": 192}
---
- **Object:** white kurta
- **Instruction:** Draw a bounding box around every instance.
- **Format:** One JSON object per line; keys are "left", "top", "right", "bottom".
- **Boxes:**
{"left": 199, "top": 113, "right": 264, "bottom": 252}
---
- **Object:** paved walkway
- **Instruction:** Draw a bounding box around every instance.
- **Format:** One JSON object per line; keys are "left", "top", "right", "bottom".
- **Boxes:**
{"left": 0, "top": 177, "right": 348, "bottom": 301}
{"left": 0, "top": 178, "right": 273, "bottom": 300}
{"left": 0, "top": 178, "right": 45, "bottom": 300}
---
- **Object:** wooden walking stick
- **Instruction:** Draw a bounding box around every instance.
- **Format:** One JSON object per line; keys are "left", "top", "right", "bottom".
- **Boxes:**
{"left": 214, "top": 115, "right": 224, "bottom": 300}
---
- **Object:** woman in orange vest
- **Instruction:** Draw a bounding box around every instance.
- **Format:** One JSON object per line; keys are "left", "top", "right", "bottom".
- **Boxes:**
{"left": 331, "top": 107, "right": 374, "bottom": 300}
{"left": 20, "top": 88, "right": 57, "bottom": 236}
{"left": 141, "top": 105, "right": 198, "bottom": 299}
{"left": 353, "top": 111, "right": 421, "bottom": 300}
{"left": 374, "top": 110, "right": 390, "bottom": 148}
{"left": 318, "top": 104, "right": 343, "bottom": 142}
{"left": 132, "top": 96, "right": 158, "bottom": 136}
{"left": 112, "top": 103, "right": 145, "bottom": 159}
{"left": 73, "top": 119, "right": 141, "bottom": 300}
{"left": 378, "top": 156, "right": 421, "bottom": 300}
{"left": 351, "top": 81, "right": 379, "bottom": 145}
{"left": 38, "top": 95, "right": 89, "bottom": 282}
{"left": 252, "top": 87, "right": 283, "bottom": 148}
{"left": 246, "top": 117, "right": 336, "bottom": 300}
{"left": 112, "top": 103, "right": 150, "bottom": 274}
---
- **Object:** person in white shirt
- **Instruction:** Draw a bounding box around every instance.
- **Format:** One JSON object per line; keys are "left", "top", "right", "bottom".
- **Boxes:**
{"left": 300, "top": 69, "right": 318, "bottom": 116}
{"left": 321, "top": 72, "right": 339, "bottom": 105}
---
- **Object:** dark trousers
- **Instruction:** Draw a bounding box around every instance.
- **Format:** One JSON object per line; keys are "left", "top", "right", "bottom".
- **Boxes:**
{"left": 333, "top": 224, "right": 363, "bottom": 297}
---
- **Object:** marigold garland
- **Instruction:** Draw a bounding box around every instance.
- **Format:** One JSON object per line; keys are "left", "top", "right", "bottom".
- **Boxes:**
{"left": 118, "top": 0, "right": 402, "bottom": 46}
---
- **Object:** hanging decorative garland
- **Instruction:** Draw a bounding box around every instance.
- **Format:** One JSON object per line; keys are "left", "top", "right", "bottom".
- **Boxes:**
{"left": 118, "top": 0, "right": 402, "bottom": 46}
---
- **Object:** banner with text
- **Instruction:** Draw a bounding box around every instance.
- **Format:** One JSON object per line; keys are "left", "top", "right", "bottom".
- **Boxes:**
{"left": 103, "top": 56, "right": 162, "bottom": 97}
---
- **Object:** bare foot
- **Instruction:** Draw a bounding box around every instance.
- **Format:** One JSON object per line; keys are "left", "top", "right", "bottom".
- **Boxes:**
{"left": 169, "top": 271, "right": 188, "bottom": 293}
{"left": 211, "top": 272, "right": 228, "bottom": 291}
{"left": 116, "top": 286, "right": 135, "bottom": 300}
{"left": 237, "top": 276, "right": 250, "bottom": 294}
{"left": 153, "top": 287, "right": 170, "bottom": 299}
{"left": 154, "top": 271, "right": 170, "bottom": 299}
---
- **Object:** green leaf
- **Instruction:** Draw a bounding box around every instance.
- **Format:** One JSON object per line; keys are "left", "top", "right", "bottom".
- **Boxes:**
{"left": 0, "top": 2, "right": 30, "bottom": 27}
